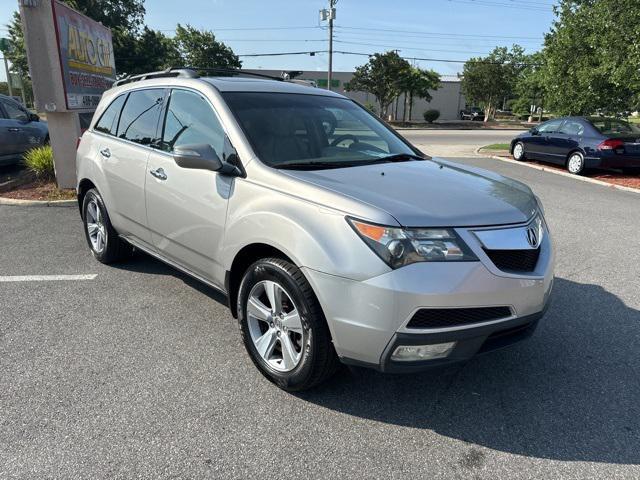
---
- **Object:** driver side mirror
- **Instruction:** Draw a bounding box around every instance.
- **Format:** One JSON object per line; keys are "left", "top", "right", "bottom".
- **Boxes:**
{"left": 173, "top": 144, "right": 223, "bottom": 172}
{"left": 29, "top": 113, "right": 40, "bottom": 122}
{"left": 530, "top": 127, "right": 539, "bottom": 135}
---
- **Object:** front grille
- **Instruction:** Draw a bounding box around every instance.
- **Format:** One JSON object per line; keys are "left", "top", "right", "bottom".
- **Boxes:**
{"left": 406, "top": 306, "right": 512, "bottom": 329}
{"left": 483, "top": 247, "right": 540, "bottom": 272}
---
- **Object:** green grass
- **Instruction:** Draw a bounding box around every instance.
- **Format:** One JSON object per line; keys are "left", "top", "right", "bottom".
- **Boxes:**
{"left": 480, "top": 143, "right": 510, "bottom": 151}
{"left": 23, "top": 145, "right": 55, "bottom": 180}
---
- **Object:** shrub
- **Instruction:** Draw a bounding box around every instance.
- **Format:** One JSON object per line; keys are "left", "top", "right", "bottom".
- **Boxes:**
{"left": 423, "top": 109, "right": 440, "bottom": 123}
{"left": 23, "top": 145, "right": 55, "bottom": 180}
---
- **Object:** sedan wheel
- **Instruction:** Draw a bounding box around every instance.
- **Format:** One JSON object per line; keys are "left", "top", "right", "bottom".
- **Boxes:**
{"left": 513, "top": 142, "right": 526, "bottom": 161}
{"left": 567, "top": 152, "right": 585, "bottom": 175}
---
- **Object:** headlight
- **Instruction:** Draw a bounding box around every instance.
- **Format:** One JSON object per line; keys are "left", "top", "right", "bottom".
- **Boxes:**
{"left": 347, "top": 218, "right": 478, "bottom": 269}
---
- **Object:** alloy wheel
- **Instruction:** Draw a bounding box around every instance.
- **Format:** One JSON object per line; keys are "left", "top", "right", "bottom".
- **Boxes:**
{"left": 247, "top": 280, "right": 305, "bottom": 372}
{"left": 86, "top": 199, "right": 107, "bottom": 253}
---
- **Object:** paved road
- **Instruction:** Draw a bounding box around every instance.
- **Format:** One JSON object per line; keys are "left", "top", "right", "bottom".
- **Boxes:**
{"left": 401, "top": 129, "right": 524, "bottom": 157}
{"left": 1, "top": 157, "right": 639, "bottom": 479}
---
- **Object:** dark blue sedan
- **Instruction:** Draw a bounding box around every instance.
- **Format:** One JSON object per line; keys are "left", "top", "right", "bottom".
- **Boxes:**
{"left": 510, "top": 117, "right": 640, "bottom": 175}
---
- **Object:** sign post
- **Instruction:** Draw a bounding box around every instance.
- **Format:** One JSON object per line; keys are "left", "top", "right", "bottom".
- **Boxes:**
{"left": 19, "top": 0, "right": 115, "bottom": 188}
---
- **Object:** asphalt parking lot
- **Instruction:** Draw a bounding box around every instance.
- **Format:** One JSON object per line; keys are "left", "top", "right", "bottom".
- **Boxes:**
{"left": 1, "top": 156, "right": 639, "bottom": 479}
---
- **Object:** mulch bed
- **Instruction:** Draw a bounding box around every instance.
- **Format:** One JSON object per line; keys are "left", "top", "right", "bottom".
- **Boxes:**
{"left": 492, "top": 153, "right": 640, "bottom": 190}
{"left": 1, "top": 179, "right": 77, "bottom": 201}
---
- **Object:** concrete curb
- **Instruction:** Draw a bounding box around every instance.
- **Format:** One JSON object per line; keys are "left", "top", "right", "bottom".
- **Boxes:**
{"left": 0, "top": 197, "right": 76, "bottom": 207}
{"left": 476, "top": 148, "right": 640, "bottom": 195}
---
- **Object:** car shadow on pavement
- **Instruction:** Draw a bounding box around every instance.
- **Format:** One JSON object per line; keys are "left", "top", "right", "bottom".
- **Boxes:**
{"left": 297, "top": 277, "right": 640, "bottom": 465}
{"left": 111, "top": 251, "right": 229, "bottom": 305}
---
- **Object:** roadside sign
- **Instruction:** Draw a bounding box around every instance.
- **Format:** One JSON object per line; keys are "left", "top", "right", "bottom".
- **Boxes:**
{"left": 53, "top": 1, "right": 116, "bottom": 110}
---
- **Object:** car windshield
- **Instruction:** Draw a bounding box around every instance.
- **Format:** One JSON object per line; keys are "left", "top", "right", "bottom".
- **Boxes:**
{"left": 222, "top": 92, "right": 418, "bottom": 169}
{"left": 590, "top": 118, "right": 640, "bottom": 135}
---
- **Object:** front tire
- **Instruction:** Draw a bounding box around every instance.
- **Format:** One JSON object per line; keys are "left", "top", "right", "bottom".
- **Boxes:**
{"left": 513, "top": 141, "right": 526, "bottom": 161}
{"left": 567, "top": 151, "right": 585, "bottom": 175}
{"left": 237, "top": 257, "right": 339, "bottom": 391}
{"left": 82, "top": 188, "right": 133, "bottom": 264}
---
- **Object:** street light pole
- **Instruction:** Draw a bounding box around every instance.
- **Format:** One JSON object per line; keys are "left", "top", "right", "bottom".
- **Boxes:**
{"left": 2, "top": 56, "right": 13, "bottom": 97}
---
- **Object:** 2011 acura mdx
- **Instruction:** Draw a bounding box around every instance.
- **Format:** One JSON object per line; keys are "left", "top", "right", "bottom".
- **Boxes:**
{"left": 76, "top": 68, "right": 554, "bottom": 391}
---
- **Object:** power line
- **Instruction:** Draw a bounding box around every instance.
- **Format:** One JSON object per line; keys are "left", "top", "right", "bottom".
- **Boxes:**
{"left": 335, "top": 25, "right": 543, "bottom": 40}
{"left": 156, "top": 25, "right": 324, "bottom": 33}
{"left": 334, "top": 40, "right": 515, "bottom": 55}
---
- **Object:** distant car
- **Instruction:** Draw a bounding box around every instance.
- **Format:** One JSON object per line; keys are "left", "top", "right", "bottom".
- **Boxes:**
{"left": 510, "top": 116, "right": 640, "bottom": 175}
{"left": 460, "top": 107, "right": 484, "bottom": 121}
{"left": 0, "top": 94, "right": 49, "bottom": 166}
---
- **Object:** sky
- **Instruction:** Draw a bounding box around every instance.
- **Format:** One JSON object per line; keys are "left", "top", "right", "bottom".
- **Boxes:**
{"left": 0, "top": 0, "right": 557, "bottom": 82}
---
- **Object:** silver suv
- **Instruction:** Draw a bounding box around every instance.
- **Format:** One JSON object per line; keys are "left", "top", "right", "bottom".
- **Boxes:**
{"left": 76, "top": 69, "right": 554, "bottom": 391}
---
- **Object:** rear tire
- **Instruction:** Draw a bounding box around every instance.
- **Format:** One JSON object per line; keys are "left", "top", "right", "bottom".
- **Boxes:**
{"left": 512, "top": 141, "right": 526, "bottom": 161}
{"left": 567, "top": 151, "right": 585, "bottom": 175}
{"left": 82, "top": 188, "right": 133, "bottom": 264}
{"left": 237, "top": 257, "right": 339, "bottom": 391}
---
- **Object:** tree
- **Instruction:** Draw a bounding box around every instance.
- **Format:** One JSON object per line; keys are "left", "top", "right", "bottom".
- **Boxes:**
{"left": 172, "top": 24, "right": 241, "bottom": 71}
{"left": 119, "top": 26, "right": 181, "bottom": 75}
{"left": 398, "top": 67, "right": 440, "bottom": 122}
{"left": 6, "top": 0, "right": 148, "bottom": 77}
{"left": 512, "top": 51, "right": 545, "bottom": 120}
{"left": 542, "top": 0, "right": 640, "bottom": 115}
{"left": 461, "top": 45, "right": 526, "bottom": 122}
{"left": 5, "top": 12, "right": 28, "bottom": 77}
{"left": 345, "top": 51, "right": 410, "bottom": 118}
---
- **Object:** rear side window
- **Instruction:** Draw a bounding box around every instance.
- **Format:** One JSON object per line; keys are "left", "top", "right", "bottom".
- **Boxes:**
{"left": 117, "top": 89, "right": 164, "bottom": 145}
{"left": 538, "top": 119, "right": 562, "bottom": 133}
{"left": 161, "top": 89, "right": 225, "bottom": 155}
{"left": 559, "top": 120, "right": 584, "bottom": 136}
{"left": 1, "top": 100, "right": 28, "bottom": 122}
{"left": 94, "top": 94, "right": 126, "bottom": 136}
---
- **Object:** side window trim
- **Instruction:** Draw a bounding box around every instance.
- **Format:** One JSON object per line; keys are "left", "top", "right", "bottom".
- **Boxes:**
{"left": 0, "top": 102, "right": 7, "bottom": 119}
{"left": 93, "top": 93, "right": 127, "bottom": 137}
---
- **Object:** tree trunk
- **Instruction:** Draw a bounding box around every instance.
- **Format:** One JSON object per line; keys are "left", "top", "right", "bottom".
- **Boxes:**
{"left": 394, "top": 95, "right": 400, "bottom": 121}
{"left": 408, "top": 92, "right": 414, "bottom": 122}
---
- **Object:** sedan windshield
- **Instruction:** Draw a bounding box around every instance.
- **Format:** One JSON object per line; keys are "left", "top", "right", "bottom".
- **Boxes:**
{"left": 222, "top": 92, "right": 418, "bottom": 169}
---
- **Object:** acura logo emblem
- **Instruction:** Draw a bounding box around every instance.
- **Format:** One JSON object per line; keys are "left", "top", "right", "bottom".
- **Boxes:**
{"left": 526, "top": 226, "right": 539, "bottom": 248}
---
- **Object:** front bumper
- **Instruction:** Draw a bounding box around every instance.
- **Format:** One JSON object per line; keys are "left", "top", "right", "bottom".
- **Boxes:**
{"left": 302, "top": 220, "right": 554, "bottom": 371}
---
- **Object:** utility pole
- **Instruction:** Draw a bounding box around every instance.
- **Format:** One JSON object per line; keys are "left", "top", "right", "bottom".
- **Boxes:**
{"left": 320, "top": 1, "right": 337, "bottom": 91}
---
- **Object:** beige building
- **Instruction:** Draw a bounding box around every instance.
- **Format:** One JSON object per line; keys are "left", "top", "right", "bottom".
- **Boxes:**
{"left": 249, "top": 70, "right": 466, "bottom": 122}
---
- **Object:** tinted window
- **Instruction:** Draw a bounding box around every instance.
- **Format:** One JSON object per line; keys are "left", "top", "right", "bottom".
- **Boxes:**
{"left": 538, "top": 119, "right": 562, "bottom": 133}
{"left": 590, "top": 118, "right": 639, "bottom": 135}
{"left": 161, "top": 89, "right": 225, "bottom": 154}
{"left": 559, "top": 120, "right": 584, "bottom": 136}
{"left": 222, "top": 92, "right": 414, "bottom": 168}
{"left": 1, "top": 100, "right": 28, "bottom": 121}
{"left": 94, "top": 94, "right": 126, "bottom": 136}
{"left": 117, "top": 89, "right": 164, "bottom": 145}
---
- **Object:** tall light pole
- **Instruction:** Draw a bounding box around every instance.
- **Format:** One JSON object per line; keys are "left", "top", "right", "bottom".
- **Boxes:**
{"left": 320, "top": 1, "right": 337, "bottom": 91}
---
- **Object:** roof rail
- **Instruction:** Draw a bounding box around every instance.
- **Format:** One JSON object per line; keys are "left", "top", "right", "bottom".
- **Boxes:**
{"left": 183, "top": 67, "right": 283, "bottom": 81}
{"left": 112, "top": 68, "right": 199, "bottom": 88}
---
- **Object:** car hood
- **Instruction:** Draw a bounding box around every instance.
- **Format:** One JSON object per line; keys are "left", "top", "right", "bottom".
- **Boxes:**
{"left": 281, "top": 159, "right": 537, "bottom": 227}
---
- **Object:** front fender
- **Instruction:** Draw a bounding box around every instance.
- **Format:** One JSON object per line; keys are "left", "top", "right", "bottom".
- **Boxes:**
{"left": 221, "top": 179, "right": 391, "bottom": 281}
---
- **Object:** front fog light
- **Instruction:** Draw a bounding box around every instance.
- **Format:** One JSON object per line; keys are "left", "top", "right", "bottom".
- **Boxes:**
{"left": 391, "top": 342, "right": 457, "bottom": 362}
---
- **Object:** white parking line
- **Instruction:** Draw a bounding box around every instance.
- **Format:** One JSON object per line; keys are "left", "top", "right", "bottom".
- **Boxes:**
{"left": 0, "top": 274, "right": 98, "bottom": 282}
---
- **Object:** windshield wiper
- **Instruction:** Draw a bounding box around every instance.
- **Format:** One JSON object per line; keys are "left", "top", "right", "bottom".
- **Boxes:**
{"left": 373, "top": 153, "right": 425, "bottom": 163}
{"left": 275, "top": 161, "right": 366, "bottom": 170}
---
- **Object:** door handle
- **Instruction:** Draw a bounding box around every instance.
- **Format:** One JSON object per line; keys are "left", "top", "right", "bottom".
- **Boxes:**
{"left": 149, "top": 167, "right": 167, "bottom": 180}
{"left": 7, "top": 127, "right": 20, "bottom": 132}
{"left": 99, "top": 148, "right": 111, "bottom": 158}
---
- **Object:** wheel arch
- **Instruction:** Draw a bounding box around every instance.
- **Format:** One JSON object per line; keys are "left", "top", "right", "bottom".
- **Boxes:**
{"left": 77, "top": 178, "right": 97, "bottom": 216}
{"left": 225, "top": 242, "right": 296, "bottom": 318}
